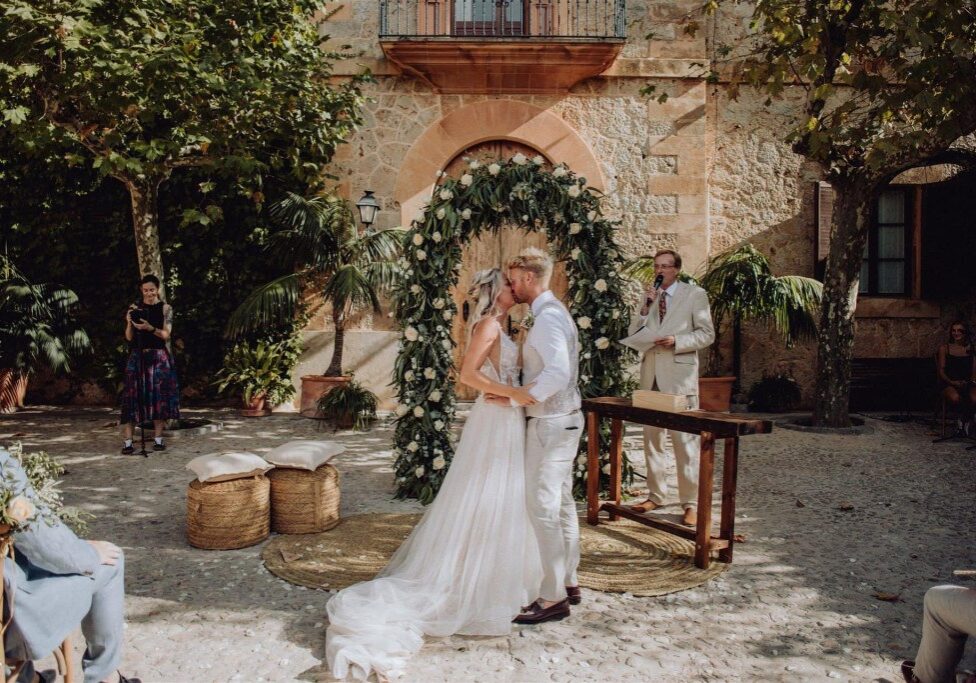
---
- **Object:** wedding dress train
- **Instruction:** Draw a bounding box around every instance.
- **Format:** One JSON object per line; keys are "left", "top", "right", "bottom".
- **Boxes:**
{"left": 325, "top": 331, "right": 542, "bottom": 681}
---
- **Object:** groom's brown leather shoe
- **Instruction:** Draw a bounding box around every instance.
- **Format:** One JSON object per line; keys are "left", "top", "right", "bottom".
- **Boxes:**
{"left": 566, "top": 586, "right": 581, "bottom": 605}
{"left": 514, "top": 599, "right": 570, "bottom": 625}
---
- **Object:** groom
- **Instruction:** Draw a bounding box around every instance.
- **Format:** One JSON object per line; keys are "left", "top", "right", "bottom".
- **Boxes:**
{"left": 500, "top": 247, "right": 583, "bottom": 625}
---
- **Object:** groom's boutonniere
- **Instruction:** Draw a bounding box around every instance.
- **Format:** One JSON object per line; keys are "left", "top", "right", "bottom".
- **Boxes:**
{"left": 518, "top": 314, "right": 534, "bottom": 332}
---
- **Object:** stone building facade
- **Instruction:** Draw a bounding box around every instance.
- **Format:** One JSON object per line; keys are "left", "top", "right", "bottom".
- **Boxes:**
{"left": 293, "top": 0, "right": 975, "bottom": 410}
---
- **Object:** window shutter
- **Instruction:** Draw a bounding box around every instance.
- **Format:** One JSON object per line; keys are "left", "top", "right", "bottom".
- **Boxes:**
{"left": 813, "top": 181, "right": 835, "bottom": 274}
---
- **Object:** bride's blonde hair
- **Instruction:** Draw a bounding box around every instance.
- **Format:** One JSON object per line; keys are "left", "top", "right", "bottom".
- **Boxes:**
{"left": 466, "top": 268, "right": 506, "bottom": 339}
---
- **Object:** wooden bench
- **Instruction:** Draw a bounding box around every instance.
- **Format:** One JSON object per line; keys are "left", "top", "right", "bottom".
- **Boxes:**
{"left": 849, "top": 357, "right": 935, "bottom": 411}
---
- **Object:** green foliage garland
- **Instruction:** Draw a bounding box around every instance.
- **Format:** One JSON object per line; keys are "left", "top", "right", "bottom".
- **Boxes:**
{"left": 391, "top": 154, "right": 636, "bottom": 504}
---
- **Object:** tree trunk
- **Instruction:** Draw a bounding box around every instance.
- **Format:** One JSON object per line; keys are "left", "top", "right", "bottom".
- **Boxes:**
{"left": 812, "top": 178, "right": 874, "bottom": 428}
{"left": 123, "top": 176, "right": 166, "bottom": 294}
{"left": 326, "top": 306, "right": 345, "bottom": 377}
{"left": 732, "top": 314, "right": 742, "bottom": 394}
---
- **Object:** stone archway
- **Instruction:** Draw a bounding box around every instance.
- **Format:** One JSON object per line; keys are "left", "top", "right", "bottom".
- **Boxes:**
{"left": 394, "top": 99, "right": 606, "bottom": 230}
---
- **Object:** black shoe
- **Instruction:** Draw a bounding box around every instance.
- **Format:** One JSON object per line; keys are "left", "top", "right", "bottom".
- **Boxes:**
{"left": 121, "top": 445, "right": 134, "bottom": 455}
{"left": 566, "top": 586, "right": 581, "bottom": 605}
{"left": 153, "top": 442, "right": 166, "bottom": 451}
{"left": 119, "top": 672, "right": 143, "bottom": 683}
{"left": 513, "top": 598, "right": 570, "bottom": 625}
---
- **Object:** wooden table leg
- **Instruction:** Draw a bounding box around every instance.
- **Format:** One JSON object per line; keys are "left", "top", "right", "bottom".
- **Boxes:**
{"left": 718, "top": 437, "right": 739, "bottom": 563}
{"left": 608, "top": 419, "right": 624, "bottom": 521}
{"left": 694, "top": 431, "right": 715, "bottom": 569}
{"left": 586, "top": 410, "right": 601, "bottom": 525}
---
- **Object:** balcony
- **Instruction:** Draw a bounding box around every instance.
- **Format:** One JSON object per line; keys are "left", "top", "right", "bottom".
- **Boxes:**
{"left": 378, "top": 0, "right": 626, "bottom": 94}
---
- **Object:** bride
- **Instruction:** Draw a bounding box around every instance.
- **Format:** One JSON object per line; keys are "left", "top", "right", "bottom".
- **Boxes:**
{"left": 325, "top": 268, "right": 543, "bottom": 681}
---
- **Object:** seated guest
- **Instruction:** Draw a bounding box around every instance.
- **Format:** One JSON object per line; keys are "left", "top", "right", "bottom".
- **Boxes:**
{"left": 902, "top": 584, "right": 976, "bottom": 683}
{"left": 1, "top": 448, "right": 140, "bottom": 683}
{"left": 937, "top": 320, "right": 976, "bottom": 435}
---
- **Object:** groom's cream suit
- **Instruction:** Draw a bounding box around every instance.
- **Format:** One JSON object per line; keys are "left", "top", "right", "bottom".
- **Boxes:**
{"left": 520, "top": 290, "right": 582, "bottom": 603}
{"left": 627, "top": 280, "right": 714, "bottom": 510}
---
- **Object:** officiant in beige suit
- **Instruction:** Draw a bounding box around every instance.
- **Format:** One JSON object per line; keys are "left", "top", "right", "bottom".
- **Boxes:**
{"left": 622, "top": 249, "right": 714, "bottom": 526}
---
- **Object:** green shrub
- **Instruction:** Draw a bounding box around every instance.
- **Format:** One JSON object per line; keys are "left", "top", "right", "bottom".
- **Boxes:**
{"left": 747, "top": 373, "right": 802, "bottom": 412}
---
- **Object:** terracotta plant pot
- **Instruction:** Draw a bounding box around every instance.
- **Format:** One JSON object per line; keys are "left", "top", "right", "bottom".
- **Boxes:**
{"left": 300, "top": 375, "right": 351, "bottom": 417}
{"left": 240, "top": 393, "right": 271, "bottom": 418}
{"left": 699, "top": 376, "right": 736, "bottom": 412}
{"left": 0, "top": 370, "right": 28, "bottom": 414}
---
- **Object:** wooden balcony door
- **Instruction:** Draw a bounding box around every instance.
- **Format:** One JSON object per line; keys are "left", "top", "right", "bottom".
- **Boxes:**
{"left": 454, "top": 0, "right": 526, "bottom": 36}
{"left": 442, "top": 139, "right": 568, "bottom": 400}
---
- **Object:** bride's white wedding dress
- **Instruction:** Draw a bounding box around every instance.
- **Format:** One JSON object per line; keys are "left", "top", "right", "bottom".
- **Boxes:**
{"left": 325, "top": 328, "right": 542, "bottom": 681}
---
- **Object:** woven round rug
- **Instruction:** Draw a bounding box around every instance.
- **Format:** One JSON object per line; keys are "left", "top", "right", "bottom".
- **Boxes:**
{"left": 263, "top": 513, "right": 726, "bottom": 596}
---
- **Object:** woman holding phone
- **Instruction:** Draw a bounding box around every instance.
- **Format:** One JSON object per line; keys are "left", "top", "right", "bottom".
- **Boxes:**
{"left": 119, "top": 274, "right": 180, "bottom": 454}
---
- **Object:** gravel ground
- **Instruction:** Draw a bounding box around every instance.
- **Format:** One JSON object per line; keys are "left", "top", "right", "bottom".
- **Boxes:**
{"left": 1, "top": 406, "right": 974, "bottom": 683}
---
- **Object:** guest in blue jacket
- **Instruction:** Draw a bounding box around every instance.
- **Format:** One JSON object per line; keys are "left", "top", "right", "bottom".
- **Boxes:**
{"left": 1, "top": 448, "right": 139, "bottom": 683}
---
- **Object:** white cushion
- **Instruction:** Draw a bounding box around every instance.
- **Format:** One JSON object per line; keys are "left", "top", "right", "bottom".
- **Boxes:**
{"left": 263, "top": 440, "right": 345, "bottom": 471}
{"left": 187, "top": 451, "right": 273, "bottom": 483}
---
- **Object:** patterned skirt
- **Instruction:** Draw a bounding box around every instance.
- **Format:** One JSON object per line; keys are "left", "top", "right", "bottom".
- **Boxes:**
{"left": 120, "top": 349, "right": 181, "bottom": 424}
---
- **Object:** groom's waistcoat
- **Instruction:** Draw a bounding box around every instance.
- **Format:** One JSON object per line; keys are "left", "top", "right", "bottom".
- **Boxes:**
{"left": 523, "top": 293, "right": 581, "bottom": 419}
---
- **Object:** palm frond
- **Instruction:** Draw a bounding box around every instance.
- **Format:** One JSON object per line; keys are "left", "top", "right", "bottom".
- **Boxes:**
{"left": 349, "top": 228, "right": 405, "bottom": 267}
{"left": 767, "top": 275, "right": 823, "bottom": 346}
{"left": 266, "top": 193, "right": 340, "bottom": 271}
{"left": 224, "top": 273, "right": 304, "bottom": 340}
{"left": 621, "top": 255, "right": 657, "bottom": 283}
{"left": 323, "top": 265, "right": 381, "bottom": 314}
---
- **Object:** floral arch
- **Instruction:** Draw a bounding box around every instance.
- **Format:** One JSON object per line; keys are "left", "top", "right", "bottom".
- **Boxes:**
{"left": 392, "top": 154, "right": 635, "bottom": 504}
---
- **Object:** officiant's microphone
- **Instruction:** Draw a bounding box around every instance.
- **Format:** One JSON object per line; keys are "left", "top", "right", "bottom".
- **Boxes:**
{"left": 644, "top": 274, "right": 665, "bottom": 309}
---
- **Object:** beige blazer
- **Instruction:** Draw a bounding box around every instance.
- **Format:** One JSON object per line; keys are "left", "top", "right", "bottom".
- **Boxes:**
{"left": 625, "top": 281, "right": 715, "bottom": 396}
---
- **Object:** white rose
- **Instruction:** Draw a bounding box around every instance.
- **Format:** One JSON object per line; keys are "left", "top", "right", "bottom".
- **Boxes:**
{"left": 404, "top": 370, "right": 415, "bottom": 382}
{"left": 512, "top": 152, "right": 527, "bottom": 165}
{"left": 413, "top": 405, "right": 425, "bottom": 417}
{"left": 583, "top": 352, "right": 591, "bottom": 359}
{"left": 442, "top": 309, "right": 453, "bottom": 321}
{"left": 595, "top": 337, "right": 610, "bottom": 350}
{"left": 429, "top": 390, "right": 442, "bottom": 402}
{"left": 469, "top": 160, "right": 481, "bottom": 170}
{"left": 601, "top": 463, "right": 611, "bottom": 474}
{"left": 435, "top": 170, "right": 444, "bottom": 177}
{"left": 532, "top": 155, "right": 545, "bottom": 166}
{"left": 571, "top": 248, "right": 581, "bottom": 260}
{"left": 6, "top": 496, "right": 33, "bottom": 525}
{"left": 594, "top": 279, "right": 607, "bottom": 292}
{"left": 553, "top": 167, "right": 567, "bottom": 178}
{"left": 432, "top": 231, "right": 442, "bottom": 242}
{"left": 612, "top": 309, "right": 620, "bottom": 319}
{"left": 414, "top": 210, "right": 426, "bottom": 224}
{"left": 407, "top": 441, "right": 419, "bottom": 452}
{"left": 432, "top": 455, "right": 446, "bottom": 470}
{"left": 404, "top": 326, "right": 419, "bottom": 342}
{"left": 415, "top": 466, "right": 425, "bottom": 477}
{"left": 581, "top": 375, "right": 590, "bottom": 383}
{"left": 442, "top": 339, "right": 452, "bottom": 350}
{"left": 435, "top": 208, "right": 446, "bottom": 220}
{"left": 488, "top": 163, "right": 501, "bottom": 176}
{"left": 433, "top": 298, "right": 445, "bottom": 309}
{"left": 416, "top": 249, "right": 427, "bottom": 260}
{"left": 460, "top": 174, "right": 474, "bottom": 186}
{"left": 587, "top": 210, "right": 597, "bottom": 221}
{"left": 569, "top": 223, "right": 581, "bottom": 235}
{"left": 568, "top": 185, "right": 581, "bottom": 198}
{"left": 434, "top": 419, "right": 445, "bottom": 431}
{"left": 577, "top": 317, "right": 592, "bottom": 329}
{"left": 520, "top": 215, "right": 527, "bottom": 221}
{"left": 424, "top": 367, "right": 436, "bottom": 379}
{"left": 460, "top": 208, "right": 471, "bottom": 220}
{"left": 409, "top": 284, "right": 421, "bottom": 295}
{"left": 439, "top": 189, "right": 453, "bottom": 200}
{"left": 412, "top": 232, "right": 424, "bottom": 246}
{"left": 395, "top": 404, "right": 408, "bottom": 417}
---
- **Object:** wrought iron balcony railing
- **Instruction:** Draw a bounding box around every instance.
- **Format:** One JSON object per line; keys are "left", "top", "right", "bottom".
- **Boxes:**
{"left": 379, "top": 0, "right": 625, "bottom": 40}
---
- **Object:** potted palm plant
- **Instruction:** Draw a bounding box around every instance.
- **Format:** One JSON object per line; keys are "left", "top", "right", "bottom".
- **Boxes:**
{"left": 625, "top": 244, "right": 822, "bottom": 411}
{"left": 225, "top": 193, "right": 402, "bottom": 416}
{"left": 0, "top": 254, "right": 90, "bottom": 413}
{"left": 316, "top": 377, "right": 378, "bottom": 430}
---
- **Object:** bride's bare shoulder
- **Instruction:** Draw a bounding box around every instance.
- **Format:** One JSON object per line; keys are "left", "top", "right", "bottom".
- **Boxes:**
{"left": 470, "top": 317, "right": 502, "bottom": 340}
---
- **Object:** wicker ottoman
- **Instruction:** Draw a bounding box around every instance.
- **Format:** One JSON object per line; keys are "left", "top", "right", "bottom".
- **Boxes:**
{"left": 186, "top": 475, "right": 271, "bottom": 550}
{"left": 267, "top": 463, "right": 340, "bottom": 534}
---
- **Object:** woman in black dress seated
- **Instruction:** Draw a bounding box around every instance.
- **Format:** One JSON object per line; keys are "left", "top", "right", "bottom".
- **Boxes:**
{"left": 937, "top": 320, "right": 976, "bottom": 436}
{"left": 119, "top": 274, "right": 180, "bottom": 454}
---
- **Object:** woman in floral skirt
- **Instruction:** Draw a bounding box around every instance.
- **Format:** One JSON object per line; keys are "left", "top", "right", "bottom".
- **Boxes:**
{"left": 120, "top": 274, "right": 180, "bottom": 454}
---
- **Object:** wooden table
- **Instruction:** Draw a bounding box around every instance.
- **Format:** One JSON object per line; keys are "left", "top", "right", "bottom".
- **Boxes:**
{"left": 583, "top": 397, "right": 772, "bottom": 569}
